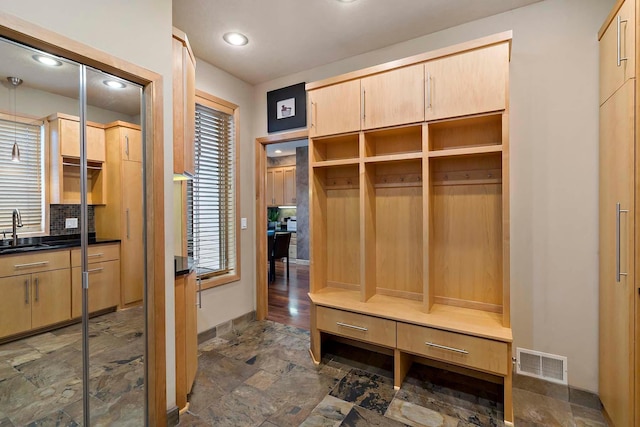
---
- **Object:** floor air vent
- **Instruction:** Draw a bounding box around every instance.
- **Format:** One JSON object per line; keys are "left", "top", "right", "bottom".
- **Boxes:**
{"left": 516, "top": 348, "right": 567, "bottom": 385}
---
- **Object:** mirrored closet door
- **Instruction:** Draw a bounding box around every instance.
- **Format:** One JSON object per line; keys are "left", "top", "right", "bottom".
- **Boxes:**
{"left": 0, "top": 36, "right": 147, "bottom": 426}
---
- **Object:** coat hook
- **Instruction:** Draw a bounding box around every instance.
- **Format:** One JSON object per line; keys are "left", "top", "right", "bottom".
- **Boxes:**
{"left": 488, "top": 173, "right": 492, "bottom": 178}
{"left": 347, "top": 180, "right": 352, "bottom": 185}
{"left": 444, "top": 174, "right": 448, "bottom": 180}
{"left": 333, "top": 180, "right": 337, "bottom": 185}
{"left": 465, "top": 173, "right": 470, "bottom": 179}
{"left": 383, "top": 178, "right": 387, "bottom": 183}
{"left": 400, "top": 177, "right": 405, "bottom": 182}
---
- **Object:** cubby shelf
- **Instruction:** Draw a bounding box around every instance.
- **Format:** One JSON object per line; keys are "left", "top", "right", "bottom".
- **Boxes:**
{"left": 363, "top": 152, "right": 423, "bottom": 163}
{"left": 311, "top": 158, "right": 360, "bottom": 168}
{"left": 428, "top": 144, "right": 502, "bottom": 158}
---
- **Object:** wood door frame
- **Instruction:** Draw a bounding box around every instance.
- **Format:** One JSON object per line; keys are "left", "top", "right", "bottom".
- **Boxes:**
{"left": 0, "top": 13, "right": 167, "bottom": 425}
{"left": 255, "top": 129, "right": 308, "bottom": 320}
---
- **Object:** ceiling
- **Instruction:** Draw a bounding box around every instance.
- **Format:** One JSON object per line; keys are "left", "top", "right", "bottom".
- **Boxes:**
{"left": 0, "top": 37, "right": 142, "bottom": 117}
{"left": 173, "top": 0, "right": 543, "bottom": 85}
{"left": 266, "top": 139, "right": 308, "bottom": 158}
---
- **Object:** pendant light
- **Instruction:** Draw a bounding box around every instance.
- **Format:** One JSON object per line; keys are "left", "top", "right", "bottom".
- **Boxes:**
{"left": 7, "top": 77, "right": 23, "bottom": 163}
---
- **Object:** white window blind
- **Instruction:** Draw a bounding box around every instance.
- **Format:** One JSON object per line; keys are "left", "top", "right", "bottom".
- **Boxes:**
{"left": 0, "top": 118, "right": 44, "bottom": 234}
{"left": 188, "top": 103, "right": 236, "bottom": 278}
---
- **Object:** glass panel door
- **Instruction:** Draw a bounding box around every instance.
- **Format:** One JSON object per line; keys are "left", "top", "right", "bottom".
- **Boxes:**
{"left": 84, "top": 66, "right": 145, "bottom": 425}
{"left": 0, "top": 36, "right": 84, "bottom": 425}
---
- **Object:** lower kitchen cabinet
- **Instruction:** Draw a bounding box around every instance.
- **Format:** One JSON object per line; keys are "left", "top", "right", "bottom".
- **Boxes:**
{"left": 71, "top": 243, "right": 121, "bottom": 318}
{"left": 0, "top": 268, "right": 71, "bottom": 338}
{"left": 0, "top": 274, "right": 33, "bottom": 337}
{"left": 71, "top": 261, "right": 121, "bottom": 318}
{"left": 31, "top": 269, "right": 72, "bottom": 329}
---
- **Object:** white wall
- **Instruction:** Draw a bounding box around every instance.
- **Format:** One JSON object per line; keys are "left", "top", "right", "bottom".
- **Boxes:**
{"left": 0, "top": 0, "right": 177, "bottom": 408}
{"left": 193, "top": 59, "right": 256, "bottom": 331}
{"left": 252, "top": 0, "right": 613, "bottom": 392}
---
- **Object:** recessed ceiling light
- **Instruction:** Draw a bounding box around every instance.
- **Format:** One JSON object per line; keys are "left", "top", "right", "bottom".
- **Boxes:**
{"left": 223, "top": 32, "right": 249, "bottom": 46}
{"left": 32, "top": 54, "right": 62, "bottom": 67}
{"left": 275, "top": 150, "right": 282, "bottom": 154}
{"left": 103, "top": 80, "right": 126, "bottom": 89}
{"left": 337, "top": 0, "right": 358, "bottom": 2}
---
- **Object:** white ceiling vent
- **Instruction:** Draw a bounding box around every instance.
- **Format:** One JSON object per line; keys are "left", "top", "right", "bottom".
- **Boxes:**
{"left": 516, "top": 348, "right": 568, "bottom": 385}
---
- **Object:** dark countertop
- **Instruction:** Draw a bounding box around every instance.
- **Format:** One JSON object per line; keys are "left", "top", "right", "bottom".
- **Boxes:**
{"left": 0, "top": 232, "right": 121, "bottom": 256}
{"left": 175, "top": 256, "right": 195, "bottom": 278}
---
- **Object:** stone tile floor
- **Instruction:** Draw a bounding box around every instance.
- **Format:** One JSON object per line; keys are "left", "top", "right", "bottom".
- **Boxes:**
{"left": 0, "top": 307, "right": 144, "bottom": 426}
{"left": 179, "top": 320, "right": 609, "bottom": 427}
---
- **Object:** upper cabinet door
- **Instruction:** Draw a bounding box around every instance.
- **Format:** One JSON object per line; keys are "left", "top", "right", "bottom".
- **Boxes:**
{"left": 361, "top": 64, "right": 424, "bottom": 130}
{"left": 309, "top": 79, "right": 361, "bottom": 138}
{"left": 600, "top": 0, "right": 635, "bottom": 105}
{"left": 121, "top": 126, "right": 142, "bottom": 162}
{"left": 425, "top": 43, "right": 509, "bottom": 121}
{"left": 57, "top": 117, "right": 105, "bottom": 162}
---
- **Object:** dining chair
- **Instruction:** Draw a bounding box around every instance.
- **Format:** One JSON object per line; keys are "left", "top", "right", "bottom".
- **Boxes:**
{"left": 270, "top": 232, "right": 291, "bottom": 282}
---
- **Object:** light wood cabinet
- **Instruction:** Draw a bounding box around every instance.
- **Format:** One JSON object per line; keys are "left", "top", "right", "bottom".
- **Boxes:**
{"left": 599, "top": 2, "right": 639, "bottom": 421}
{"left": 309, "top": 79, "right": 361, "bottom": 138}
{"left": 307, "top": 33, "right": 513, "bottom": 424}
{"left": 600, "top": 0, "right": 635, "bottom": 105}
{"left": 173, "top": 27, "right": 196, "bottom": 177}
{"left": 48, "top": 113, "right": 106, "bottom": 205}
{"left": 52, "top": 114, "right": 106, "bottom": 162}
{"left": 267, "top": 166, "right": 296, "bottom": 206}
{"left": 0, "top": 250, "right": 71, "bottom": 339}
{"left": 31, "top": 269, "right": 72, "bottom": 329}
{"left": 0, "top": 274, "right": 33, "bottom": 337}
{"left": 361, "top": 64, "right": 424, "bottom": 130}
{"left": 71, "top": 243, "right": 121, "bottom": 318}
{"left": 96, "top": 122, "right": 144, "bottom": 307}
{"left": 424, "top": 43, "right": 509, "bottom": 121}
{"left": 175, "top": 270, "right": 197, "bottom": 411}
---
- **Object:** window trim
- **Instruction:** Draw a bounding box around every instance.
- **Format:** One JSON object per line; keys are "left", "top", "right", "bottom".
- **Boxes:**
{"left": 192, "top": 90, "right": 240, "bottom": 290}
{"left": 0, "top": 110, "right": 49, "bottom": 237}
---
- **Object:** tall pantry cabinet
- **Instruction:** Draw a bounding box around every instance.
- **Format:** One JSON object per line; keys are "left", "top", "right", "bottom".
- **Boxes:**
{"left": 307, "top": 32, "right": 514, "bottom": 423}
{"left": 95, "top": 122, "right": 144, "bottom": 307}
{"left": 598, "top": 0, "right": 639, "bottom": 425}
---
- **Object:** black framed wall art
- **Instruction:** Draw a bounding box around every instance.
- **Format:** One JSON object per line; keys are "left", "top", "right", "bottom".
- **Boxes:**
{"left": 267, "top": 82, "right": 306, "bottom": 133}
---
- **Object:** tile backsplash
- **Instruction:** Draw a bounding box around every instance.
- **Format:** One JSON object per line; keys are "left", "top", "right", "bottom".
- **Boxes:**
{"left": 50, "top": 205, "right": 95, "bottom": 236}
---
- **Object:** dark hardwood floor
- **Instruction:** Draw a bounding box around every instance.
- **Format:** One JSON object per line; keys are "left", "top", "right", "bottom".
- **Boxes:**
{"left": 266, "top": 261, "right": 310, "bottom": 330}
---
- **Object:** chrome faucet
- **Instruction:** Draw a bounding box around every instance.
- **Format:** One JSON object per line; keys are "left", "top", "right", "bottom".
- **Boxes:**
{"left": 12, "top": 209, "right": 23, "bottom": 247}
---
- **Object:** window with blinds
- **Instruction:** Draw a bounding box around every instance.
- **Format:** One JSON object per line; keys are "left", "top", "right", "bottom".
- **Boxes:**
{"left": 187, "top": 102, "right": 236, "bottom": 280}
{"left": 0, "top": 118, "right": 44, "bottom": 235}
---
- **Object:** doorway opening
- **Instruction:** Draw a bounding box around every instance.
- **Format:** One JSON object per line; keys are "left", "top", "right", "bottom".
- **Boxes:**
{"left": 255, "top": 130, "right": 308, "bottom": 329}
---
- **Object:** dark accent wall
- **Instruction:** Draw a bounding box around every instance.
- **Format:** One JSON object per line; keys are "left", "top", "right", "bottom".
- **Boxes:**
{"left": 50, "top": 204, "right": 95, "bottom": 236}
{"left": 295, "top": 146, "right": 309, "bottom": 261}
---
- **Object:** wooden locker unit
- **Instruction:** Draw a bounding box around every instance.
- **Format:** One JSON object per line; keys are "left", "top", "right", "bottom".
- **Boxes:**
{"left": 95, "top": 121, "right": 144, "bottom": 308}
{"left": 307, "top": 32, "right": 514, "bottom": 424}
{"left": 599, "top": 1, "right": 639, "bottom": 424}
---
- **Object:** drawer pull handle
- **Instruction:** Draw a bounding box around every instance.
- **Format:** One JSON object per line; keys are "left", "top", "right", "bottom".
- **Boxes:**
{"left": 336, "top": 321, "right": 368, "bottom": 332}
{"left": 426, "top": 342, "right": 468, "bottom": 355}
{"left": 14, "top": 261, "right": 49, "bottom": 269}
{"left": 88, "top": 267, "right": 104, "bottom": 273}
{"left": 88, "top": 253, "right": 104, "bottom": 258}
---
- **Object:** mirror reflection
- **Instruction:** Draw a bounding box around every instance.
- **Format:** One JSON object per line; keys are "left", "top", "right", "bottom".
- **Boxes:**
{"left": 0, "top": 36, "right": 146, "bottom": 425}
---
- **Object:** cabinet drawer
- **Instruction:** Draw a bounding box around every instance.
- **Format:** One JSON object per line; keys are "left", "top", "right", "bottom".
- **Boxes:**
{"left": 317, "top": 306, "right": 396, "bottom": 348}
{"left": 0, "top": 249, "right": 70, "bottom": 277}
{"left": 397, "top": 323, "right": 508, "bottom": 375}
{"left": 71, "top": 243, "right": 120, "bottom": 267}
